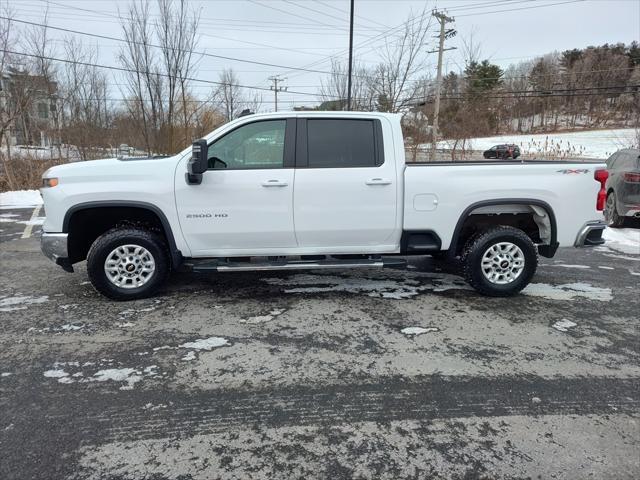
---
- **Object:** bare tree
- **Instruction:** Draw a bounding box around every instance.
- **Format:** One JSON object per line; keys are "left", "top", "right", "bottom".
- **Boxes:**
{"left": 157, "top": 0, "right": 200, "bottom": 150}
{"left": 318, "top": 58, "right": 374, "bottom": 110}
{"left": 119, "top": 0, "right": 162, "bottom": 154}
{"left": 22, "top": 8, "right": 62, "bottom": 156}
{"left": 61, "top": 37, "right": 111, "bottom": 160}
{"left": 368, "top": 7, "right": 434, "bottom": 113}
{"left": 214, "top": 68, "right": 243, "bottom": 122}
{"left": 0, "top": 3, "right": 24, "bottom": 159}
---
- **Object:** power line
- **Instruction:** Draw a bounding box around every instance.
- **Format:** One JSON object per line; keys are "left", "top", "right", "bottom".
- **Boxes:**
{"left": 0, "top": 49, "right": 341, "bottom": 98}
{"left": 0, "top": 15, "right": 352, "bottom": 76}
{"left": 455, "top": 0, "right": 585, "bottom": 17}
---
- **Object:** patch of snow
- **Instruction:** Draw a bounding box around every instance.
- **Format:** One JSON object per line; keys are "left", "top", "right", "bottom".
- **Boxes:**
{"left": 1, "top": 372, "right": 13, "bottom": 377}
{"left": 401, "top": 326, "right": 439, "bottom": 336}
{"left": 43, "top": 361, "right": 158, "bottom": 390}
{"left": 116, "top": 322, "right": 135, "bottom": 328}
{"left": 552, "top": 319, "right": 577, "bottom": 332}
{"left": 523, "top": 282, "right": 612, "bottom": 302}
{"left": 43, "top": 368, "right": 69, "bottom": 378}
{"left": 181, "top": 351, "right": 196, "bottom": 361}
{"left": 17, "top": 216, "right": 46, "bottom": 226}
{"left": 0, "top": 190, "right": 43, "bottom": 208}
{"left": 265, "top": 272, "right": 473, "bottom": 298}
{"left": 242, "top": 308, "right": 286, "bottom": 324}
{"left": 152, "top": 345, "right": 173, "bottom": 351}
{"left": 598, "top": 266, "right": 614, "bottom": 270}
{"left": 265, "top": 275, "right": 424, "bottom": 299}
{"left": 629, "top": 270, "right": 640, "bottom": 276}
{"left": 603, "top": 228, "right": 640, "bottom": 255}
{"left": 92, "top": 368, "right": 142, "bottom": 390}
{"left": 179, "top": 337, "right": 229, "bottom": 350}
{"left": 59, "top": 324, "right": 83, "bottom": 331}
{"left": 550, "top": 264, "right": 591, "bottom": 269}
{"left": 0, "top": 295, "right": 48, "bottom": 312}
{"left": 59, "top": 304, "right": 79, "bottom": 310}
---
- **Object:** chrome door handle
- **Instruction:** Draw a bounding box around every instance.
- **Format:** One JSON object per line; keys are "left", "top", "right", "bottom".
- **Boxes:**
{"left": 261, "top": 179, "right": 288, "bottom": 187}
{"left": 365, "top": 178, "right": 391, "bottom": 186}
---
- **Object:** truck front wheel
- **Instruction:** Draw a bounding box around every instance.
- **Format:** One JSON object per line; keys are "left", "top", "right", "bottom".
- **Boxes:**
{"left": 461, "top": 226, "right": 537, "bottom": 297}
{"left": 87, "top": 227, "right": 170, "bottom": 300}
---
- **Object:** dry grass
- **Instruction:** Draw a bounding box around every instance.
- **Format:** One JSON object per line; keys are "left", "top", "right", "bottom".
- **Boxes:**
{"left": 0, "top": 154, "right": 67, "bottom": 192}
{"left": 517, "top": 137, "right": 587, "bottom": 160}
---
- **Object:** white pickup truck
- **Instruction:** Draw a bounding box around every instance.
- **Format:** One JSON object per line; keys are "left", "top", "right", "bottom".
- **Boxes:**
{"left": 40, "top": 112, "right": 608, "bottom": 300}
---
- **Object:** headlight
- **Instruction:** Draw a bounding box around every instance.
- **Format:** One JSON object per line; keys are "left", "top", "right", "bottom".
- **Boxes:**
{"left": 42, "top": 177, "right": 59, "bottom": 188}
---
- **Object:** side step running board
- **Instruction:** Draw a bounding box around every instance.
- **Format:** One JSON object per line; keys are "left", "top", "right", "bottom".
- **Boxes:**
{"left": 190, "top": 257, "right": 406, "bottom": 273}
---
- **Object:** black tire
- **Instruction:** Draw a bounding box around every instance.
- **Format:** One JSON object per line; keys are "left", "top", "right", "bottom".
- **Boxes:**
{"left": 605, "top": 191, "right": 625, "bottom": 228}
{"left": 86, "top": 227, "right": 170, "bottom": 301}
{"left": 461, "top": 226, "right": 538, "bottom": 297}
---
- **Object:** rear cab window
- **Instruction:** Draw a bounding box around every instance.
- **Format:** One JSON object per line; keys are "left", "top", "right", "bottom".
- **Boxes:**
{"left": 297, "top": 118, "right": 384, "bottom": 168}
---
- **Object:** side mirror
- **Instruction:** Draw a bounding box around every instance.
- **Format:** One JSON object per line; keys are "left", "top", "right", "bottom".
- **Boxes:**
{"left": 186, "top": 139, "right": 208, "bottom": 185}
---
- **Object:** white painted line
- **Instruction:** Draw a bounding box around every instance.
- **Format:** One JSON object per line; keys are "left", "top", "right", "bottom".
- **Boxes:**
{"left": 21, "top": 205, "right": 42, "bottom": 239}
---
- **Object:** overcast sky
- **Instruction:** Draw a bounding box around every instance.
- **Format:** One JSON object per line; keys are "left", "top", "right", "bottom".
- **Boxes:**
{"left": 10, "top": 0, "right": 640, "bottom": 110}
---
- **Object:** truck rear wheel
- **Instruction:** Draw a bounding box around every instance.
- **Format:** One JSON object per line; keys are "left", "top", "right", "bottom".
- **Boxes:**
{"left": 461, "top": 226, "right": 537, "bottom": 297}
{"left": 87, "top": 227, "right": 169, "bottom": 301}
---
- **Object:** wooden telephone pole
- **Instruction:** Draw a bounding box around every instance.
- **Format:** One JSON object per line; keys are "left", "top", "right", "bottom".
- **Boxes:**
{"left": 430, "top": 11, "right": 455, "bottom": 161}
{"left": 269, "top": 76, "right": 287, "bottom": 112}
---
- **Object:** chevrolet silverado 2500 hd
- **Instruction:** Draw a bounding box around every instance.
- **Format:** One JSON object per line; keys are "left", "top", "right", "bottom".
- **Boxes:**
{"left": 40, "top": 112, "right": 608, "bottom": 300}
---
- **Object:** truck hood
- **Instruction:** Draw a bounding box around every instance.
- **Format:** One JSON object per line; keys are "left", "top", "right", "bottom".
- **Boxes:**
{"left": 43, "top": 155, "right": 178, "bottom": 179}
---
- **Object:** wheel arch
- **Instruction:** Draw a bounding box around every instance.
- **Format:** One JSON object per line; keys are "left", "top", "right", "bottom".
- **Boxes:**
{"left": 449, "top": 199, "right": 558, "bottom": 258}
{"left": 63, "top": 201, "right": 182, "bottom": 268}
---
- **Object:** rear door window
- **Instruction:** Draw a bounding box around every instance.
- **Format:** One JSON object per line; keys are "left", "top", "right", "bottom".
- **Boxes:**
{"left": 306, "top": 119, "right": 377, "bottom": 168}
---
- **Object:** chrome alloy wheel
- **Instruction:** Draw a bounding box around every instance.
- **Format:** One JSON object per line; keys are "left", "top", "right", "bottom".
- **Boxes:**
{"left": 104, "top": 244, "right": 156, "bottom": 289}
{"left": 480, "top": 242, "right": 525, "bottom": 285}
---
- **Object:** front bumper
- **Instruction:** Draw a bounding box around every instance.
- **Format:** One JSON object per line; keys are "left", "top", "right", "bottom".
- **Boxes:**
{"left": 574, "top": 220, "right": 606, "bottom": 247}
{"left": 41, "top": 232, "right": 74, "bottom": 272}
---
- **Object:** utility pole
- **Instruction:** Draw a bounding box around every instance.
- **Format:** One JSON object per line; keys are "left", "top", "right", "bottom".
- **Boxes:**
{"left": 346, "top": 0, "right": 354, "bottom": 110}
{"left": 430, "top": 11, "right": 455, "bottom": 161}
{"left": 269, "top": 76, "right": 287, "bottom": 112}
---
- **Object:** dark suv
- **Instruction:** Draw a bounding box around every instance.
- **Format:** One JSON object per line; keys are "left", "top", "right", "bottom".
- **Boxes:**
{"left": 604, "top": 148, "right": 640, "bottom": 227}
{"left": 483, "top": 144, "right": 521, "bottom": 159}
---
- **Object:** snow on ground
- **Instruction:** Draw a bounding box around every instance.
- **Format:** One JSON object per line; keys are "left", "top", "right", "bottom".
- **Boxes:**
{"left": 0, "top": 295, "right": 49, "bottom": 312}
{"left": 0, "top": 190, "right": 43, "bottom": 209}
{"left": 241, "top": 308, "right": 286, "bottom": 324}
{"left": 179, "top": 337, "right": 229, "bottom": 350}
{"left": 43, "top": 362, "right": 160, "bottom": 390}
{"left": 603, "top": 228, "right": 640, "bottom": 255}
{"left": 263, "top": 273, "right": 471, "bottom": 299}
{"left": 438, "top": 128, "right": 636, "bottom": 159}
{"left": 401, "top": 326, "right": 439, "bottom": 336}
{"left": 552, "top": 319, "right": 578, "bottom": 332}
{"left": 522, "top": 283, "right": 612, "bottom": 302}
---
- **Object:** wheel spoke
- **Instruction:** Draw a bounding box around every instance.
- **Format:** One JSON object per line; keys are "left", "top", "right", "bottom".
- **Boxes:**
{"left": 480, "top": 241, "right": 526, "bottom": 285}
{"left": 103, "top": 244, "right": 156, "bottom": 290}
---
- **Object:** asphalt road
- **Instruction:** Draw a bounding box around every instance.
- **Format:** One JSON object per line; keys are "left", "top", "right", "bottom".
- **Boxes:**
{"left": 1, "top": 207, "right": 639, "bottom": 480}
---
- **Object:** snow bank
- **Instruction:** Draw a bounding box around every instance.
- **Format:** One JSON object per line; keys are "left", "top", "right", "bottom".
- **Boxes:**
{"left": 603, "top": 228, "right": 640, "bottom": 255}
{"left": 0, "top": 190, "right": 43, "bottom": 208}
{"left": 439, "top": 128, "right": 636, "bottom": 159}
